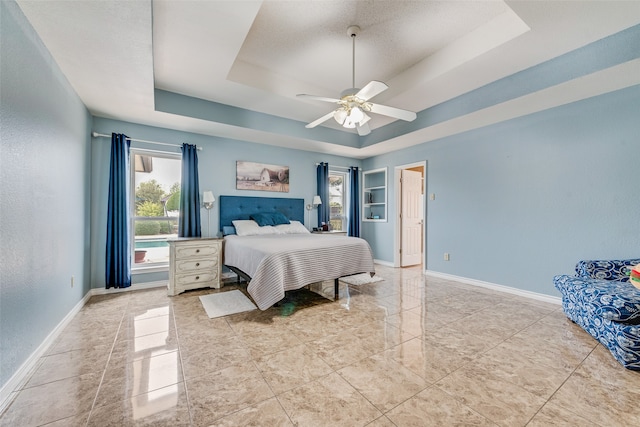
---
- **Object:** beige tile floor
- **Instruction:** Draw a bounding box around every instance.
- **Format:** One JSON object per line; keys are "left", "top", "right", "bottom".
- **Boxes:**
{"left": 2, "top": 264, "right": 640, "bottom": 426}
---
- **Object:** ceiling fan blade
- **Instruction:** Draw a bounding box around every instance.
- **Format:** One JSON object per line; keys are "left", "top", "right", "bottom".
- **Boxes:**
{"left": 297, "top": 94, "right": 341, "bottom": 103}
{"left": 355, "top": 81, "right": 388, "bottom": 101}
{"left": 305, "top": 111, "right": 335, "bottom": 128}
{"left": 369, "top": 103, "right": 417, "bottom": 122}
{"left": 356, "top": 122, "right": 371, "bottom": 136}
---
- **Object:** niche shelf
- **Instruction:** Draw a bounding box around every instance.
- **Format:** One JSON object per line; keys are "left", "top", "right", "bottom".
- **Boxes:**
{"left": 362, "top": 167, "right": 387, "bottom": 222}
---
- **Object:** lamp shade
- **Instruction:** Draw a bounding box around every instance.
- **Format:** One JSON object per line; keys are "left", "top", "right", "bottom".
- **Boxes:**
{"left": 203, "top": 191, "right": 215, "bottom": 203}
{"left": 312, "top": 195, "right": 322, "bottom": 205}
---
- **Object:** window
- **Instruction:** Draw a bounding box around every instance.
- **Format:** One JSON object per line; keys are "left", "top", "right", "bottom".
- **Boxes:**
{"left": 130, "top": 149, "right": 181, "bottom": 269}
{"left": 329, "top": 170, "right": 347, "bottom": 231}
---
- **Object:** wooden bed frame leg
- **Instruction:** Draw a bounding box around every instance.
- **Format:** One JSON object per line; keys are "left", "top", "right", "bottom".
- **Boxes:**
{"left": 334, "top": 278, "right": 339, "bottom": 300}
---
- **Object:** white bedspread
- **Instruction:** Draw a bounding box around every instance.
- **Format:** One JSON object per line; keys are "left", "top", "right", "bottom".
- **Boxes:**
{"left": 223, "top": 234, "right": 375, "bottom": 310}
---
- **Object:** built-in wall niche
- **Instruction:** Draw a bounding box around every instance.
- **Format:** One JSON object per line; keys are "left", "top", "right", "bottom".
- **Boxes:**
{"left": 363, "top": 167, "right": 387, "bottom": 222}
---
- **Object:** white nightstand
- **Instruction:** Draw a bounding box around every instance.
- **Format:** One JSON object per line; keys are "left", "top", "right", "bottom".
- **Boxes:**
{"left": 167, "top": 237, "right": 222, "bottom": 296}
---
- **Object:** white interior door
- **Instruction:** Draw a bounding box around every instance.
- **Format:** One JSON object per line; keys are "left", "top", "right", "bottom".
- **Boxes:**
{"left": 401, "top": 169, "right": 423, "bottom": 267}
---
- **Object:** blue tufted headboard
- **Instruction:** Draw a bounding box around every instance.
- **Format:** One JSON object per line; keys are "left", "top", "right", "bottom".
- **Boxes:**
{"left": 219, "top": 195, "right": 305, "bottom": 232}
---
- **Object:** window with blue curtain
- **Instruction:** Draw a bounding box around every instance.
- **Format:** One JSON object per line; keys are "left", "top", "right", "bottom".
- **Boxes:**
{"left": 316, "top": 162, "right": 329, "bottom": 227}
{"left": 105, "top": 133, "right": 131, "bottom": 289}
{"left": 178, "top": 143, "right": 201, "bottom": 237}
{"left": 131, "top": 149, "right": 181, "bottom": 268}
{"left": 348, "top": 166, "right": 360, "bottom": 237}
{"left": 328, "top": 170, "right": 347, "bottom": 231}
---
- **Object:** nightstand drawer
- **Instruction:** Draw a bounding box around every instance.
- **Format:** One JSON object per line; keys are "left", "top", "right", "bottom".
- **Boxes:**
{"left": 174, "top": 258, "right": 217, "bottom": 273}
{"left": 174, "top": 244, "right": 219, "bottom": 259}
{"left": 174, "top": 271, "right": 217, "bottom": 287}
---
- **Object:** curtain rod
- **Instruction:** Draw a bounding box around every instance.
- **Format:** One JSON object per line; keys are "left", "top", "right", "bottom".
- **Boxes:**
{"left": 316, "top": 163, "right": 356, "bottom": 171}
{"left": 91, "top": 132, "right": 202, "bottom": 151}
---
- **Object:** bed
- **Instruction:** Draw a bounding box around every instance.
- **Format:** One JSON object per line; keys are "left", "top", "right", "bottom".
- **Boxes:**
{"left": 219, "top": 195, "right": 375, "bottom": 310}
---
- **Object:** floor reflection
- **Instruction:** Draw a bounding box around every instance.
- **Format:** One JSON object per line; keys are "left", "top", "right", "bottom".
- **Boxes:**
{"left": 131, "top": 305, "right": 179, "bottom": 419}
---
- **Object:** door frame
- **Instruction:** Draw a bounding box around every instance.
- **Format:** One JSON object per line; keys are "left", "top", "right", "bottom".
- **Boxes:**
{"left": 393, "top": 161, "right": 427, "bottom": 268}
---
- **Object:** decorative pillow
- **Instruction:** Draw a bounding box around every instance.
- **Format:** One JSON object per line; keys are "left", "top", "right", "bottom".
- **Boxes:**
{"left": 630, "top": 264, "right": 640, "bottom": 289}
{"left": 274, "top": 220, "right": 310, "bottom": 234}
{"left": 222, "top": 225, "right": 236, "bottom": 236}
{"left": 231, "top": 220, "right": 279, "bottom": 236}
{"left": 250, "top": 212, "right": 290, "bottom": 226}
{"left": 250, "top": 213, "right": 275, "bottom": 226}
{"left": 269, "top": 211, "right": 291, "bottom": 225}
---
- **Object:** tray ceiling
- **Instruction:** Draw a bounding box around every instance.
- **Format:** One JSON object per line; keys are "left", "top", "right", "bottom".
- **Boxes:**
{"left": 16, "top": 0, "right": 640, "bottom": 158}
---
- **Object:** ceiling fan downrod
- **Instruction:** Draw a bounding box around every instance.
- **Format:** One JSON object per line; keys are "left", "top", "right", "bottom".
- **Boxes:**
{"left": 347, "top": 25, "right": 360, "bottom": 93}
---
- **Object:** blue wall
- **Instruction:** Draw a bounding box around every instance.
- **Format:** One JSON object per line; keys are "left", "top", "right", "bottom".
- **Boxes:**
{"left": 90, "top": 117, "right": 362, "bottom": 288}
{"left": 0, "top": 1, "right": 92, "bottom": 388}
{"left": 363, "top": 85, "right": 640, "bottom": 296}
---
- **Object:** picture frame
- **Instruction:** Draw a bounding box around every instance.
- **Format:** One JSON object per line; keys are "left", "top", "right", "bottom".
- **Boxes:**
{"left": 236, "top": 161, "right": 290, "bottom": 192}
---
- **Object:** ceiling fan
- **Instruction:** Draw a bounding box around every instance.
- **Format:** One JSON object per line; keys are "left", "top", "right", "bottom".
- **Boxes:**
{"left": 297, "top": 25, "right": 417, "bottom": 136}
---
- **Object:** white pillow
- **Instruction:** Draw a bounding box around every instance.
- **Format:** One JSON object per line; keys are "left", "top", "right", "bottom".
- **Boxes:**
{"left": 274, "top": 220, "right": 310, "bottom": 234}
{"left": 232, "top": 220, "right": 279, "bottom": 236}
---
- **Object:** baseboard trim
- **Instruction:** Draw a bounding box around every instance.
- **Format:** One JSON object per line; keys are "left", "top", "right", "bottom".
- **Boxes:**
{"left": 374, "top": 259, "right": 394, "bottom": 267}
{"left": 424, "top": 270, "right": 562, "bottom": 305}
{"left": 89, "top": 280, "right": 167, "bottom": 296}
{"left": 0, "top": 290, "right": 93, "bottom": 413}
{"left": 1, "top": 280, "right": 169, "bottom": 412}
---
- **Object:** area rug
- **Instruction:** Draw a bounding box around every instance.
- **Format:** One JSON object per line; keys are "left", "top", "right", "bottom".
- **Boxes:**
{"left": 340, "top": 273, "right": 384, "bottom": 286}
{"left": 199, "top": 290, "right": 257, "bottom": 318}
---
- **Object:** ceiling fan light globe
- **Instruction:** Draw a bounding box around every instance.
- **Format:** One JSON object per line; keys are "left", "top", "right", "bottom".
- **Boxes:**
{"left": 349, "top": 106, "right": 365, "bottom": 123}
{"left": 333, "top": 109, "right": 347, "bottom": 125}
{"left": 343, "top": 117, "right": 357, "bottom": 128}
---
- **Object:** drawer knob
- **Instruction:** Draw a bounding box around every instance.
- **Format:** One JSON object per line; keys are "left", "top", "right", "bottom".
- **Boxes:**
{"left": 195, "top": 262, "right": 200, "bottom": 267}
{"left": 195, "top": 276, "right": 200, "bottom": 280}
{"left": 196, "top": 249, "right": 200, "bottom": 253}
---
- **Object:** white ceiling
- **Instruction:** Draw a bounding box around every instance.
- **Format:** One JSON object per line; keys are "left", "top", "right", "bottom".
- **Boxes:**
{"left": 16, "top": 0, "right": 640, "bottom": 159}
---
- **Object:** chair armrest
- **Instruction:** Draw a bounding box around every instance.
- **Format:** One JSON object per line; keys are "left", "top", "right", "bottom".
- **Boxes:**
{"left": 575, "top": 258, "right": 640, "bottom": 282}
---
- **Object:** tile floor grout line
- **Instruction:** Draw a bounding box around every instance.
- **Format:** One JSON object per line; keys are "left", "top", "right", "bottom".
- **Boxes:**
{"left": 407, "top": 311, "right": 553, "bottom": 426}
{"left": 170, "top": 298, "right": 195, "bottom": 427}
{"left": 83, "top": 302, "right": 127, "bottom": 427}
{"left": 428, "top": 383, "right": 496, "bottom": 426}
{"left": 522, "top": 343, "right": 603, "bottom": 427}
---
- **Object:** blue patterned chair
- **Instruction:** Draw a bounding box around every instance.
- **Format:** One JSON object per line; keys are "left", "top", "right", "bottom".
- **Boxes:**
{"left": 554, "top": 258, "right": 640, "bottom": 370}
